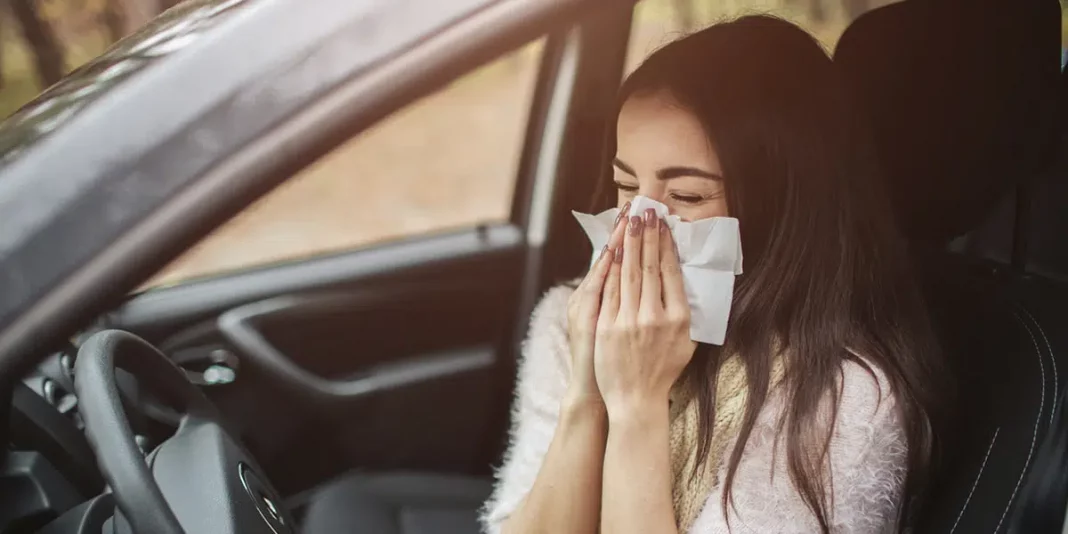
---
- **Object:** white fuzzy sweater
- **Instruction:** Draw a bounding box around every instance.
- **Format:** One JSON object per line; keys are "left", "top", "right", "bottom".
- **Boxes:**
{"left": 480, "top": 285, "right": 908, "bottom": 534}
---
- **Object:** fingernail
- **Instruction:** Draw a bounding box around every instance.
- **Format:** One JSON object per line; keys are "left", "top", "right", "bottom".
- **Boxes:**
{"left": 615, "top": 202, "right": 631, "bottom": 226}
{"left": 615, "top": 246, "right": 624, "bottom": 263}
{"left": 644, "top": 208, "right": 657, "bottom": 228}
{"left": 629, "top": 216, "right": 643, "bottom": 236}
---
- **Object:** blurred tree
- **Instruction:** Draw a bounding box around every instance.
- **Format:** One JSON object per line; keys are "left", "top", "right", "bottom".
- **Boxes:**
{"left": 10, "top": 0, "right": 64, "bottom": 87}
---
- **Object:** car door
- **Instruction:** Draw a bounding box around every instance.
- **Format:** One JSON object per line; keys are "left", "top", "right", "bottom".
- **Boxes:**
{"left": 94, "top": 6, "right": 634, "bottom": 498}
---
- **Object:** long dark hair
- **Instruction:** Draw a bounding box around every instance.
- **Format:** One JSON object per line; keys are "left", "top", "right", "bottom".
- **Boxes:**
{"left": 599, "top": 16, "right": 943, "bottom": 532}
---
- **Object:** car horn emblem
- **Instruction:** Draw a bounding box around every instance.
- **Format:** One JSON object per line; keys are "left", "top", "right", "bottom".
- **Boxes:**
{"left": 239, "top": 462, "right": 288, "bottom": 533}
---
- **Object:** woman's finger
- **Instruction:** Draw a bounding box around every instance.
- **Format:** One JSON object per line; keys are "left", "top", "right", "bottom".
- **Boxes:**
{"left": 583, "top": 245, "right": 615, "bottom": 297}
{"left": 576, "top": 202, "right": 629, "bottom": 297}
{"left": 639, "top": 209, "right": 662, "bottom": 314}
{"left": 570, "top": 247, "right": 611, "bottom": 334}
{"left": 600, "top": 250, "right": 622, "bottom": 323}
{"left": 607, "top": 203, "right": 630, "bottom": 258}
{"left": 619, "top": 215, "right": 644, "bottom": 320}
{"left": 659, "top": 221, "right": 688, "bottom": 317}
{"left": 589, "top": 203, "right": 629, "bottom": 324}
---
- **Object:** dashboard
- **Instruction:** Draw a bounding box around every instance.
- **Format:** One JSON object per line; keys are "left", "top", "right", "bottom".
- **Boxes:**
{"left": 3, "top": 339, "right": 181, "bottom": 533}
{"left": 4, "top": 344, "right": 101, "bottom": 533}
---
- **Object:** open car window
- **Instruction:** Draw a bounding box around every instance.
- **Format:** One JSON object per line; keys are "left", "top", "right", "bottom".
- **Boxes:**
{"left": 146, "top": 37, "right": 547, "bottom": 288}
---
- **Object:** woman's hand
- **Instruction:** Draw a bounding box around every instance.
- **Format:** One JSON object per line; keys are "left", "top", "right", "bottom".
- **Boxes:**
{"left": 564, "top": 203, "right": 631, "bottom": 406}
{"left": 594, "top": 208, "right": 697, "bottom": 416}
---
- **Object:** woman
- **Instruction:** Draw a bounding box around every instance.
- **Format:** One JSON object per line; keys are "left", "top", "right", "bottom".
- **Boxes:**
{"left": 481, "top": 15, "right": 941, "bottom": 534}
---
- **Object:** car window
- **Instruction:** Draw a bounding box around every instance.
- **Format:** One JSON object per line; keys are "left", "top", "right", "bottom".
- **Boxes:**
{"left": 626, "top": 0, "right": 900, "bottom": 72}
{"left": 147, "top": 38, "right": 546, "bottom": 288}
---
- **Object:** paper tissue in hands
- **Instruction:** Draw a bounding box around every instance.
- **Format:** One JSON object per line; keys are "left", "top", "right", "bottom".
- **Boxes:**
{"left": 572, "top": 195, "right": 743, "bottom": 346}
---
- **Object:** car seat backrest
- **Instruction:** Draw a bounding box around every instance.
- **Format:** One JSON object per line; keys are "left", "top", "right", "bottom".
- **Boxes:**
{"left": 834, "top": 0, "right": 1061, "bottom": 244}
{"left": 918, "top": 260, "right": 1067, "bottom": 533}
{"left": 834, "top": 1, "right": 1065, "bottom": 532}
{"left": 1003, "top": 69, "right": 1068, "bottom": 534}
{"left": 1004, "top": 278, "right": 1068, "bottom": 533}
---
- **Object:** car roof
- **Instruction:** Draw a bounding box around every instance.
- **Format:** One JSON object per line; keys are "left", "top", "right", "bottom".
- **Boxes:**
{"left": 0, "top": 0, "right": 248, "bottom": 168}
{"left": 0, "top": 0, "right": 588, "bottom": 376}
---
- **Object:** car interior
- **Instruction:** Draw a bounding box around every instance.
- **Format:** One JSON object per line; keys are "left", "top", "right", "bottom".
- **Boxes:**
{"left": 2, "top": 0, "right": 1068, "bottom": 533}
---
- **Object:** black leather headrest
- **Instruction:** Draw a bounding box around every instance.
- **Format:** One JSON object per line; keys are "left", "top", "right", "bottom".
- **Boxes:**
{"left": 835, "top": 0, "right": 1061, "bottom": 243}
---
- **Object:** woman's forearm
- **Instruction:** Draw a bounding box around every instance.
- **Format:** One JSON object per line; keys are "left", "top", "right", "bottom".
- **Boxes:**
{"left": 501, "top": 396, "right": 608, "bottom": 534}
{"left": 601, "top": 401, "right": 680, "bottom": 534}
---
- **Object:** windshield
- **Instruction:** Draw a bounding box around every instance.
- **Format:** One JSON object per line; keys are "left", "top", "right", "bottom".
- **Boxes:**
{"left": 0, "top": 0, "right": 250, "bottom": 169}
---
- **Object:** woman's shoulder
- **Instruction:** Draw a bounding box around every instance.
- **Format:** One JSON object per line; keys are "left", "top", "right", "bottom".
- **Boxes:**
{"left": 528, "top": 281, "right": 578, "bottom": 333}
{"left": 827, "top": 358, "right": 907, "bottom": 471}
{"left": 758, "top": 357, "right": 903, "bottom": 445}
{"left": 836, "top": 358, "right": 900, "bottom": 426}
{"left": 693, "top": 357, "right": 906, "bottom": 532}
{"left": 514, "top": 282, "right": 579, "bottom": 387}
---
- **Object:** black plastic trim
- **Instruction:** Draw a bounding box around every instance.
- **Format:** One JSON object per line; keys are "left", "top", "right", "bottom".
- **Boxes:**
{"left": 0, "top": 450, "right": 83, "bottom": 529}
{"left": 216, "top": 292, "right": 494, "bottom": 403}
{"left": 111, "top": 223, "right": 523, "bottom": 332}
{"left": 9, "top": 382, "right": 101, "bottom": 496}
{"left": 37, "top": 493, "right": 117, "bottom": 534}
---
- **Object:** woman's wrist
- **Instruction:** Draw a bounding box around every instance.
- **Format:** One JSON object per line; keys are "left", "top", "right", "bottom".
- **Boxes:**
{"left": 601, "top": 394, "right": 676, "bottom": 534}
{"left": 604, "top": 392, "right": 671, "bottom": 428}
{"left": 560, "top": 391, "right": 607, "bottom": 420}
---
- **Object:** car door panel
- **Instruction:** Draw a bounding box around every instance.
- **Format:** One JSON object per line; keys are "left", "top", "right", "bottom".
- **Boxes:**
{"left": 218, "top": 292, "right": 498, "bottom": 401}
{"left": 107, "top": 225, "right": 525, "bottom": 495}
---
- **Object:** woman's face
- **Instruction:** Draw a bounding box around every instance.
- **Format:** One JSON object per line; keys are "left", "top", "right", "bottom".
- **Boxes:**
{"left": 614, "top": 93, "right": 728, "bottom": 221}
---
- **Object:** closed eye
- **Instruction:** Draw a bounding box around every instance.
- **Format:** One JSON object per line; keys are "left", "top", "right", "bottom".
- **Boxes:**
{"left": 670, "top": 193, "right": 704, "bottom": 204}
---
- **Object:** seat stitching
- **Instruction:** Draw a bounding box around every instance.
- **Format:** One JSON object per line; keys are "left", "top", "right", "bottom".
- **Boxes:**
{"left": 1020, "top": 307, "right": 1057, "bottom": 428}
{"left": 950, "top": 427, "right": 999, "bottom": 534}
{"left": 994, "top": 312, "right": 1045, "bottom": 533}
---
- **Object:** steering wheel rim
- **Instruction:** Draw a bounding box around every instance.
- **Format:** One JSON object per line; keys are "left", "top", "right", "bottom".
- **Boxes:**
{"left": 74, "top": 329, "right": 291, "bottom": 534}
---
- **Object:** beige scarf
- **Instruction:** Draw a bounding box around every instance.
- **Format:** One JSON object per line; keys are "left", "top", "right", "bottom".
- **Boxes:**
{"left": 668, "top": 355, "right": 786, "bottom": 532}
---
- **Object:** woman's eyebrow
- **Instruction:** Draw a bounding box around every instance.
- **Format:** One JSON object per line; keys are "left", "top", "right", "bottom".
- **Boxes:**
{"left": 613, "top": 158, "right": 636, "bottom": 176}
{"left": 656, "top": 166, "right": 723, "bottom": 181}
{"left": 613, "top": 158, "right": 723, "bottom": 181}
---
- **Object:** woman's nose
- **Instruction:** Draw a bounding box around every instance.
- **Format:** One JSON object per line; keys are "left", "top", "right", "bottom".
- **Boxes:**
{"left": 638, "top": 188, "right": 667, "bottom": 204}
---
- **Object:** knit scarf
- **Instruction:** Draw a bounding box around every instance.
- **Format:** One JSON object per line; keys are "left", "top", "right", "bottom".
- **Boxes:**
{"left": 668, "top": 355, "right": 786, "bottom": 532}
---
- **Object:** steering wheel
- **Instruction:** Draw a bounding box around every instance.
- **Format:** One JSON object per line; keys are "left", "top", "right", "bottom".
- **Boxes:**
{"left": 73, "top": 330, "right": 293, "bottom": 534}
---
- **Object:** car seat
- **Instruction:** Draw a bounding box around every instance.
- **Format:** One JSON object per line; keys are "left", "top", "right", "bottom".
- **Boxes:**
{"left": 835, "top": 0, "right": 1067, "bottom": 531}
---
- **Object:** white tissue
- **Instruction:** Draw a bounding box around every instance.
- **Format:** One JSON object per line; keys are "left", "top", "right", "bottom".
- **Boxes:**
{"left": 572, "top": 196, "right": 743, "bottom": 345}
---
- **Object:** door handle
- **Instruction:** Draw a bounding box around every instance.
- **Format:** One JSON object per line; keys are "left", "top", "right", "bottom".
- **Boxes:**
{"left": 216, "top": 295, "right": 493, "bottom": 404}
